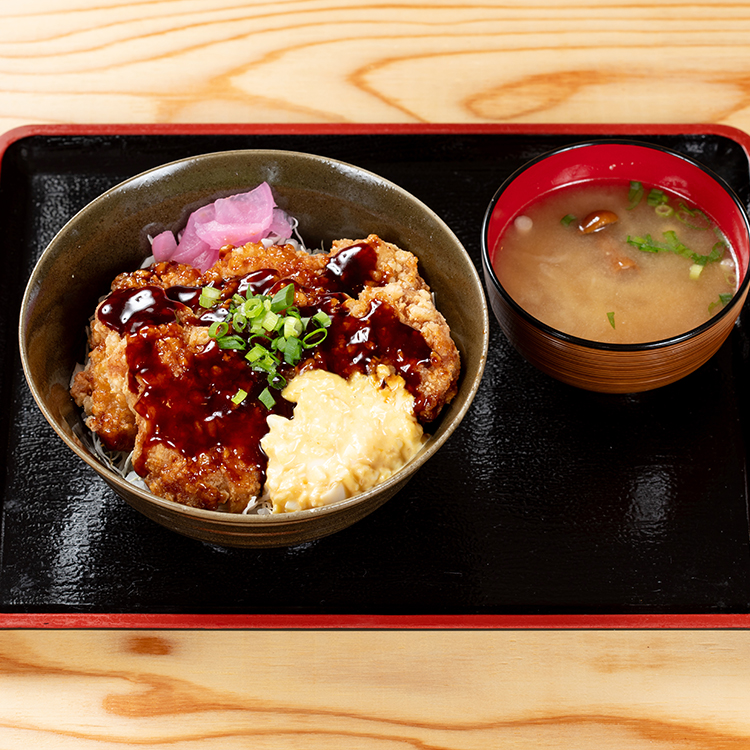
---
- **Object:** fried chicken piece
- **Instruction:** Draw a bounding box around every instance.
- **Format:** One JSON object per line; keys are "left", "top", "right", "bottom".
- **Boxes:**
{"left": 333, "top": 235, "right": 460, "bottom": 422}
{"left": 332, "top": 233, "right": 427, "bottom": 289}
{"left": 127, "top": 324, "right": 265, "bottom": 512}
{"left": 138, "top": 442, "right": 261, "bottom": 512}
{"left": 110, "top": 241, "right": 329, "bottom": 301}
{"left": 71, "top": 318, "right": 137, "bottom": 452}
{"left": 72, "top": 234, "right": 460, "bottom": 511}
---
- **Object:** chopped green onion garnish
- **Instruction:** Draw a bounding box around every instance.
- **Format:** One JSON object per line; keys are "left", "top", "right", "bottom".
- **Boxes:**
{"left": 283, "top": 316, "right": 304, "bottom": 339}
{"left": 689, "top": 263, "right": 703, "bottom": 280}
{"left": 258, "top": 387, "right": 275, "bottom": 409}
{"left": 303, "top": 327, "right": 328, "bottom": 347}
{"left": 208, "top": 320, "right": 229, "bottom": 338}
{"left": 261, "top": 310, "right": 280, "bottom": 331}
{"left": 242, "top": 297, "right": 263, "bottom": 317}
{"left": 709, "top": 293, "right": 734, "bottom": 314}
{"left": 677, "top": 203, "right": 712, "bottom": 230}
{"left": 607, "top": 311, "right": 616, "bottom": 329}
{"left": 560, "top": 214, "right": 577, "bottom": 227}
{"left": 231, "top": 388, "right": 247, "bottom": 405}
{"left": 246, "top": 344, "right": 278, "bottom": 373}
{"left": 626, "top": 231, "right": 725, "bottom": 266}
{"left": 199, "top": 285, "right": 221, "bottom": 308}
{"left": 216, "top": 334, "right": 246, "bottom": 350}
{"left": 655, "top": 204, "right": 674, "bottom": 218}
{"left": 627, "top": 181, "right": 644, "bottom": 209}
{"left": 232, "top": 312, "right": 247, "bottom": 331}
{"left": 313, "top": 310, "right": 332, "bottom": 327}
{"left": 271, "top": 283, "right": 295, "bottom": 311}
{"left": 647, "top": 188, "right": 668, "bottom": 206}
{"left": 281, "top": 335, "right": 303, "bottom": 364}
{"left": 200, "top": 278, "right": 336, "bottom": 403}
{"left": 245, "top": 343, "right": 266, "bottom": 363}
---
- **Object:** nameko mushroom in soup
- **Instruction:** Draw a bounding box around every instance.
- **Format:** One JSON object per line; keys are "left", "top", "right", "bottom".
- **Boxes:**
{"left": 70, "top": 182, "right": 461, "bottom": 515}
{"left": 493, "top": 179, "right": 738, "bottom": 344}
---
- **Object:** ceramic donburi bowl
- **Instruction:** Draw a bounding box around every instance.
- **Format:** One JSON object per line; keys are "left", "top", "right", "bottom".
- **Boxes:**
{"left": 20, "top": 149, "right": 489, "bottom": 547}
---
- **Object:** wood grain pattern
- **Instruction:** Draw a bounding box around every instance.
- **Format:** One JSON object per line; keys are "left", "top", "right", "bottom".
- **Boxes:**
{"left": 3, "top": 628, "right": 750, "bottom": 748}
{"left": 2, "top": 1, "right": 750, "bottom": 130}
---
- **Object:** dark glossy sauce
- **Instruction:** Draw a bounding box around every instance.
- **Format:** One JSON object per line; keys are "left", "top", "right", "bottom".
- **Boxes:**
{"left": 309, "top": 298, "right": 432, "bottom": 410}
{"left": 238, "top": 268, "right": 282, "bottom": 296}
{"left": 324, "top": 241, "right": 377, "bottom": 295}
{"left": 126, "top": 331, "right": 293, "bottom": 481}
{"left": 99, "top": 286, "right": 180, "bottom": 334}
{"left": 164, "top": 270, "right": 284, "bottom": 323}
{"left": 165, "top": 285, "right": 202, "bottom": 308}
{"left": 97, "top": 239, "right": 433, "bottom": 482}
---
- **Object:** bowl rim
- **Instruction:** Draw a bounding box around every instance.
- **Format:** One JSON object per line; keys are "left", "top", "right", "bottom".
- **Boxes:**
{"left": 19, "top": 147, "right": 489, "bottom": 526}
{"left": 480, "top": 138, "right": 750, "bottom": 352}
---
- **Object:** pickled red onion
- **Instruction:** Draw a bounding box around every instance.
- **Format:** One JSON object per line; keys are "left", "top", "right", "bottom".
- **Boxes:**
{"left": 150, "top": 229, "right": 177, "bottom": 259}
{"left": 151, "top": 182, "right": 294, "bottom": 272}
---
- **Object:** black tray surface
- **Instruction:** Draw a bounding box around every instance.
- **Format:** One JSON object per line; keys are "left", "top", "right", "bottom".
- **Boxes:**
{"left": 2, "top": 129, "right": 750, "bottom": 615}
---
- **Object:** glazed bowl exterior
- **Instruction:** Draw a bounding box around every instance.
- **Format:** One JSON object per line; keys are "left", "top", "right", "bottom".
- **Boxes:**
{"left": 20, "top": 149, "right": 489, "bottom": 548}
{"left": 481, "top": 140, "right": 750, "bottom": 393}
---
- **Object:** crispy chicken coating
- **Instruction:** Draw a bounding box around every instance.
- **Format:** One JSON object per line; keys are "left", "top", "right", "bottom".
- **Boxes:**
{"left": 334, "top": 235, "right": 459, "bottom": 422}
{"left": 71, "top": 235, "right": 460, "bottom": 511}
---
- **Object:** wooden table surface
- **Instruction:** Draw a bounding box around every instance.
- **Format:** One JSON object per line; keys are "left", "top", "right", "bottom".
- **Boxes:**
{"left": 4, "top": 1, "right": 750, "bottom": 747}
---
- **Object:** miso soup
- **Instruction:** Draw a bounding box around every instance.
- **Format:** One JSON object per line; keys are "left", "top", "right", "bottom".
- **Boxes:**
{"left": 493, "top": 180, "right": 738, "bottom": 344}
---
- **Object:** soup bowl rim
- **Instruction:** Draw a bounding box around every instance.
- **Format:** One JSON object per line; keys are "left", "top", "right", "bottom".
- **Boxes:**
{"left": 480, "top": 138, "right": 750, "bottom": 352}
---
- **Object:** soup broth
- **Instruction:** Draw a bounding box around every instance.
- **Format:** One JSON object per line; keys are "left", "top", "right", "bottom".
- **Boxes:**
{"left": 493, "top": 180, "right": 738, "bottom": 344}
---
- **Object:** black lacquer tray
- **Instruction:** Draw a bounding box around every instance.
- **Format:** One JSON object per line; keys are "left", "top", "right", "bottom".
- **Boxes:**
{"left": 2, "top": 124, "right": 750, "bottom": 618}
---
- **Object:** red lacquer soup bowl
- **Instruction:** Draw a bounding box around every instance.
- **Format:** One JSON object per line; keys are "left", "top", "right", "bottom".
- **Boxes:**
{"left": 481, "top": 140, "right": 750, "bottom": 393}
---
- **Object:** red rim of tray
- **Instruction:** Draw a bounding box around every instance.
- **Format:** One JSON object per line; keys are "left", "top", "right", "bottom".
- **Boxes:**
{"left": 3, "top": 121, "right": 750, "bottom": 631}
